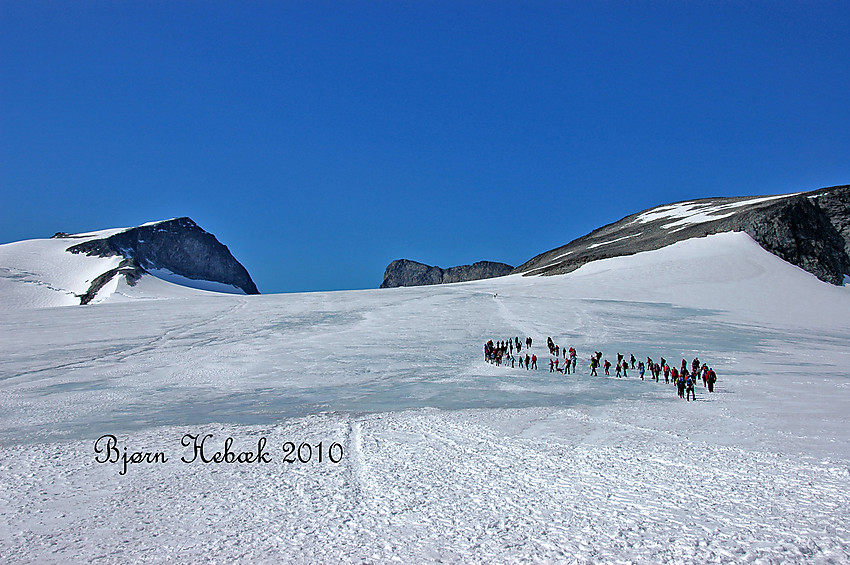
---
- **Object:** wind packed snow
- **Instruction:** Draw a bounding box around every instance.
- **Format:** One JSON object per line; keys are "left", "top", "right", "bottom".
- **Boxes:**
{"left": 146, "top": 267, "right": 247, "bottom": 295}
{"left": 634, "top": 193, "right": 800, "bottom": 231}
{"left": 140, "top": 218, "right": 179, "bottom": 227}
{"left": 0, "top": 234, "right": 124, "bottom": 310}
{"left": 1, "top": 232, "right": 849, "bottom": 563}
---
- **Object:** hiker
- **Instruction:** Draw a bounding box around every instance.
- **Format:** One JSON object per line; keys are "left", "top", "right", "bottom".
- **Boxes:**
{"left": 604, "top": 359, "right": 611, "bottom": 376}
{"left": 686, "top": 374, "right": 696, "bottom": 401}
{"left": 531, "top": 354, "right": 537, "bottom": 370}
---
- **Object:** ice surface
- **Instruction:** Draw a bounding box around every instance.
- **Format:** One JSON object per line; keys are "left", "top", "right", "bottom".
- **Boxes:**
{"left": 1, "top": 232, "right": 848, "bottom": 563}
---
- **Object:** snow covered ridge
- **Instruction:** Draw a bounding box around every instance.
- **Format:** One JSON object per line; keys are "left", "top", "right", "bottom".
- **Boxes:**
{"left": 0, "top": 218, "right": 258, "bottom": 310}
{"left": 514, "top": 184, "right": 850, "bottom": 285}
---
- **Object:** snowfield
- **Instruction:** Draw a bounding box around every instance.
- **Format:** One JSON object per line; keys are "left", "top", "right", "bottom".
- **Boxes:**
{"left": 1, "top": 232, "right": 849, "bottom": 563}
{"left": 0, "top": 232, "right": 125, "bottom": 309}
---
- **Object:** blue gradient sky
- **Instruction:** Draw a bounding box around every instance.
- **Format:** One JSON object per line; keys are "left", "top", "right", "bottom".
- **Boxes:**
{"left": 2, "top": 1, "right": 848, "bottom": 293}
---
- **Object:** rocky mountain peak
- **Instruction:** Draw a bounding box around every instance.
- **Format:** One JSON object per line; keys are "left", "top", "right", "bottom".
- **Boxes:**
{"left": 381, "top": 259, "right": 514, "bottom": 288}
{"left": 66, "top": 217, "right": 259, "bottom": 299}
{"left": 513, "top": 185, "right": 850, "bottom": 286}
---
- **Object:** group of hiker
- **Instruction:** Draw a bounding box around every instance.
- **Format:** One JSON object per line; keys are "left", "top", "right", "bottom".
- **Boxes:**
{"left": 484, "top": 337, "right": 537, "bottom": 369}
{"left": 484, "top": 336, "right": 719, "bottom": 401}
{"left": 588, "top": 351, "right": 718, "bottom": 401}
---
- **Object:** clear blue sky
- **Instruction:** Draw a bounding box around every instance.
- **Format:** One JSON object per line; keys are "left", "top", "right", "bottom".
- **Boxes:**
{"left": 2, "top": 1, "right": 848, "bottom": 293}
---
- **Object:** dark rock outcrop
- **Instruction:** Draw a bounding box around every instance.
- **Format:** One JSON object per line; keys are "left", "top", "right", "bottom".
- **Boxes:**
{"left": 381, "top": 259, "right": 514, "bottom": 288}
{"left": 67, "top": 217, "right": 259, "bottom": 299}
{"left": 513, "top": 185, "right": 850, "bottom": 285}
{"left": 77, "top": 258, "right": 146, "bottom": 305}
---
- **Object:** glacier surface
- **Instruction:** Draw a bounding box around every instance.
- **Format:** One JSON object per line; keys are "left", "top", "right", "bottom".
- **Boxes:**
{"left": 1, "top": 232, "right": 848, "bottom": 563}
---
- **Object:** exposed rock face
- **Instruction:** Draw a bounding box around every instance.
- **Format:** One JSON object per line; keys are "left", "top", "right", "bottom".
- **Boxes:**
{"left": 66, "top": 217, "right": 259, "bottom": 298}
{"left": 442, "top": 262, "right": 516, "bottom": 284}
{"left": 77, "top": 258, "right": 146, "bottom": 305}
{"left": 513, "top": 185, "right": 850, "bottom": 286}
{"left": 812, "top": 187, "right": 850, "bottom": 260}
{"left": 381, "top": 259, "right": 514, "bottom": 288}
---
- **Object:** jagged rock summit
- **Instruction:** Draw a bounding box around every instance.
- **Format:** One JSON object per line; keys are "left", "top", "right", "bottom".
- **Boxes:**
{"left": 1, "top": 217, "right": 260, "bottom": 309}
{"left": 513, "top": 185, "right": 850, "bottom": 286}
{"left": 381, "top": 259, "right": 514, "bottom": 288}
{"left": 57, "top": 217, "right": 260, "bottom": 302}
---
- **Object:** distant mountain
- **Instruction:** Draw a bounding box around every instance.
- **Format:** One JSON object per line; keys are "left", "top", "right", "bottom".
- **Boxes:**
{"left": 513, "top": 185, "right": 850, "bottom": 286}
{"left": 381, "top": 259, "right": 514, "bottom": 288}
{"left": 0, "top": 217, "right": 259, "bottom": 308}
{"left": 62, "top": 217, "right": 259, "bottom": 300}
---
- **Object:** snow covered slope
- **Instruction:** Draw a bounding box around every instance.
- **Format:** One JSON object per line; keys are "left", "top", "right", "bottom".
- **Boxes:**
{"left": 1, "top": 231, "right": 848, "bottom": 563}
{"left": 515, "top": 184, "right": 850, "bottom": 285}
{"left": 0, "top": 219, "right": 258, "bottom": 310}
{"left": 0, "top": 228, "right": 129, "bottom": 309}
